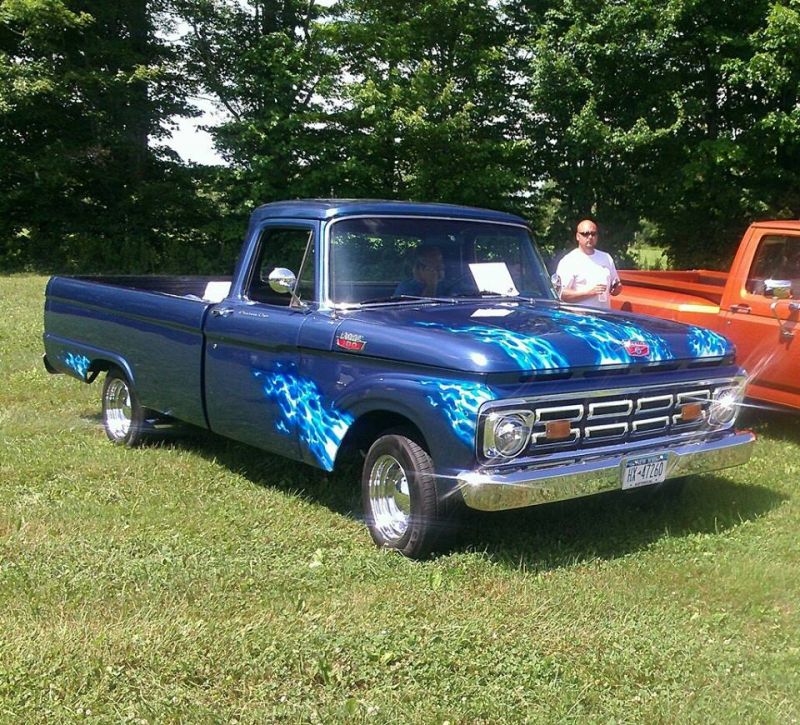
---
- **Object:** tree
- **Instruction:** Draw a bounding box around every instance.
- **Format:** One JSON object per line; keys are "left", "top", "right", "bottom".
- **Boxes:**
{"left": 174, "top": 0, "right": 338, "bottom": 225}
{"left": 176, "top": 0, "right": 527, "bottom": 215}
{"left": 508, "top": 0, "right": 800, "bottom": 266}
{"left": 322, "top": 0, "right": 526, "bottom": 209}
{"left": 0, "top": 0, "right": 206, "bottom": 272}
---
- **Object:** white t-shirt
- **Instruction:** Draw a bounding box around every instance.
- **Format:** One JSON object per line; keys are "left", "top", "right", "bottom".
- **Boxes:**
{"left": 555, "top": 247, "right": 620, "bottom": 309}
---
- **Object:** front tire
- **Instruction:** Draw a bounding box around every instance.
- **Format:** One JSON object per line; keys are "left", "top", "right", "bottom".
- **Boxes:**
{"left": 102, "top": 369, "right": 147, "bottom": 447}
{"left": 362, "top": 431, "right": 442, "bottom": 558}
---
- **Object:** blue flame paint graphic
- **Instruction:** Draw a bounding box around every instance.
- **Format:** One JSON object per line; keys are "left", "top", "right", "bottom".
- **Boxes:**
{"left": 253, "top": 367, "right": 354, "bottom": 471}
{"left": 687, "top": 326, "right": 731, "bottom": 358}
{"left": 63, "top": 352, "right": 91, "bottom": 379}
{"left": 420, "top": 380, "right": 494, "bottom": 448}
{"left": 549, "top": 310, "right": 674, "bottom": 364}
{"left": 415, "top": 322, "right": 569, "bottom": 370}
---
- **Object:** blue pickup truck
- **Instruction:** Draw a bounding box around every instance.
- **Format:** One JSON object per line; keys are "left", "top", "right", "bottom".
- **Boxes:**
{"left": 44, "top": 200, "right": 754, "bottom": 557}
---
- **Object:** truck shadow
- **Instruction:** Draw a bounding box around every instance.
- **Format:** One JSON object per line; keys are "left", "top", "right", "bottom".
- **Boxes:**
{"left": 738, "top": 405, "right": 799, "bottom": 444}
{"left": 110, "top": 417, "right": 788, "bottom": 571}
{"left": 453, "top": 476, "right": 785, "bottom": 570}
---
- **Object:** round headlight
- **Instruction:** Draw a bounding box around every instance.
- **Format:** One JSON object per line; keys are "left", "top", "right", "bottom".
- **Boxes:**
{"left": 486, "top": 413, "right": 530, "bottom": 458}
{"left": 709, "top": 385, "right": 743, "bottom": 427}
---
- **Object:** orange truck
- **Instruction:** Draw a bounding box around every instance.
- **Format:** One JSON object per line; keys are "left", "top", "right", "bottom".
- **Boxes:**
{"left": 612, "top": 221, "right": 800, "bottom": 411}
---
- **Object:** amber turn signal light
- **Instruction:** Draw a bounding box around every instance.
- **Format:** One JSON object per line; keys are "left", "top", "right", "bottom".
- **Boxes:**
{"left": 680, "top": 402, "right": 702, "bottom": 422}
{"left": 545, "top": 419, "right": 572, "bottom": 440}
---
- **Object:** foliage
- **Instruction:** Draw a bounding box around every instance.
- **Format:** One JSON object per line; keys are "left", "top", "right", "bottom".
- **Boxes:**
{"left": 0, "top": 0, "right": 213, "bottom": 273}
{"left": 2, "top": 275, "right": 800, "bottom": 720}
{"left": 172, "top": 0, "right": 338, "bottom": 222}
{"left": 508, "top": 0, "right": 800, "bottom": 265}
{"left": 1, "top": 1, "right": 800, "bottom": 272}
{"left": 318, "top": 0, "right": 528, "bottom": 211}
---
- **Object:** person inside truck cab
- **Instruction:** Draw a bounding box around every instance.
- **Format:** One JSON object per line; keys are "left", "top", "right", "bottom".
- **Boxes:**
{"left": 555, "top": 219, "right": 622, "bottom": 309}
{"left": 394, "top": 244, "right": 445, "bottom": 297}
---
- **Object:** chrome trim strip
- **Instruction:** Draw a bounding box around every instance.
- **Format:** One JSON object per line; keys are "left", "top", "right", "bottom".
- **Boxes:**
{"left": 531, "top": 427, "right": 580, "bottom": 445}
{"left": 672, "top": 413, "right": 705, "bottom": 427}
{"left": 458, "top": 431, "right": 755, "bottom": 511}
{"left": 588, "top": 399, "right": 633, "bottom": 419}
{"left": 636, "top": 394, "right": 673, "bottom": 413}
{"left": 632, "top": 416, "right": 670, "bottom": 433}
{"left": 479, "top": 377, "right": 737, "bottom": 414}
{"left": 584, "top": 422, "right": 628, "bottom": 439}
{"left": 677, "top": 389, "right": 711, "bottom": 404}
{"left": 534, "top": 404, "right": 584, "bottom": 423}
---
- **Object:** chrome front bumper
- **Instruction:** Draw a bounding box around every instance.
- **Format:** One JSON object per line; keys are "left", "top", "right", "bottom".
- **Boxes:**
{"left": 457, "top": 431, "right": 755, "bottom": 512}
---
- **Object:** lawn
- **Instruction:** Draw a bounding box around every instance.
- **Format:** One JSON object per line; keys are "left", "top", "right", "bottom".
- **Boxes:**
{"left": 1, "top": 275, "right": 798, "bottom": 722}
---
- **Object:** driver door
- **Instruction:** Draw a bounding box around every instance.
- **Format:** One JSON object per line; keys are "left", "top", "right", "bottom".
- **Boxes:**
{"left": 204, "top": 221, "right": 317, "bottom": 455}
{"left": 721, "top": 230, "right": 800, "bottom": 408}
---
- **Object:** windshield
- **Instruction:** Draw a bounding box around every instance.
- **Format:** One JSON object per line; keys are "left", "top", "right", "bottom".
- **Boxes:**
{"left": 328, "top": 217, "right": 554, "bottom": 305}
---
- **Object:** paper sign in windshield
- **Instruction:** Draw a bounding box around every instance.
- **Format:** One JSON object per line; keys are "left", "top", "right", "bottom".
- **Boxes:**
{"left": 469, "top": 263, "right": 519, "bottom": 296}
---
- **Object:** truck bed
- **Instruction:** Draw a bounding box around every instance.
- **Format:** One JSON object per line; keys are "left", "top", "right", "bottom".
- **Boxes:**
{"left": 65, "top": 274, "right": 232, "bottom": 300}
{"left": 44, "top": 275, "right": 232, "bottom": 428}
{"left": 611, "top": 269, "right": 726, "bottom": 326}
{"left": 618, "top": 269, "right": 728, "bottom": 305}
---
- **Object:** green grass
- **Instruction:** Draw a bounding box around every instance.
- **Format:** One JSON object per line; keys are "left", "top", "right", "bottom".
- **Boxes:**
{"left": 2, "top": 275, "right": 799, "bottom": 722}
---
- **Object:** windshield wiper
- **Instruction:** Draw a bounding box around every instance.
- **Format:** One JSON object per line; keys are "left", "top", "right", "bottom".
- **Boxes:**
{"left": 450, "top": 291, "right": 519, "bottom": 299}
{"left": 357, "top": 294, "right": 428, "bottom": 305}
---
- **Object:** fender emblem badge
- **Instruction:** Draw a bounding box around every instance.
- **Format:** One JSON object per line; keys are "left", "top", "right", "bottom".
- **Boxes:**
{"left": 336, "top": 332, "right": 367, "bottom": 352}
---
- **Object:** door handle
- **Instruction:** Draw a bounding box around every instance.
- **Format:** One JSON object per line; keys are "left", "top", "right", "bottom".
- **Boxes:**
{"left": 729, "top": 304, "right": 751, "bottom": 314}
{"left": 211, "top": 307, "right": 235, "bottom": 318}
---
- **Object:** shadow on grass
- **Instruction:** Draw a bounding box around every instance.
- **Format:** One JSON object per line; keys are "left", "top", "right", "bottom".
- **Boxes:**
{"left": 127, "top": 421, "right": 786, "bottom": 571}
{"left": 738, "top": 406, "right": 800, "bottom": 445}
{"left": 455, "top": 475, "right": 786, "bottom": 570}
{"left": 83, "top": 399, "right": 787, "bottom": 571}
{"left": 141, "top": 425, "right": 365, "bottom": 517}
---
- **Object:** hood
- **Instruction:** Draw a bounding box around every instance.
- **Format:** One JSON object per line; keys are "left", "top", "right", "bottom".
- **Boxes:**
{"left": 330, "top": 300, "right": 733, "bottom": 374}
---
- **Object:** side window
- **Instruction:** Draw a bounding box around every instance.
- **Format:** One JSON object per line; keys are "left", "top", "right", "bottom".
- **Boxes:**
{"left": 747, "top": 235, "right": 800, "bottom": 297}
{"left": 246, "top": 226, "right": 315, "bottom": 305}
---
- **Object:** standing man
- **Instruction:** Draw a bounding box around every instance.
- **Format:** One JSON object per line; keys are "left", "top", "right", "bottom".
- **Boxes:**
{"left": 555, "top": 219, "right": 622, "bottom": 309}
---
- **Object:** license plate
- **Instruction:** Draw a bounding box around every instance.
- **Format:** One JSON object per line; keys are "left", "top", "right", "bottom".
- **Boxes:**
{"left": 622, "top": 453, "right": 668, "bottom": 490}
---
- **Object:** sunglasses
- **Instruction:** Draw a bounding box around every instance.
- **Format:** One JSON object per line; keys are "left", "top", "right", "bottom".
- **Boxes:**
{"left": 578, "top": 230, "right": 598, "bottom": 237}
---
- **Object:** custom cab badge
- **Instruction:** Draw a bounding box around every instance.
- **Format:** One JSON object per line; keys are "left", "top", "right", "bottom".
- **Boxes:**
{"left": 336, "top": 332, "right": 367, "bottom": 352}
{"left": 623, "top": 340, "right": 650, "bottom": 357}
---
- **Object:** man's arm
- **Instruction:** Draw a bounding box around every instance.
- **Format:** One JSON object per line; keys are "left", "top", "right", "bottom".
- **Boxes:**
{"left": 608, "top": 257, "right": 623, "bottom": 296}
{"left": 560, "top": 285, "right": 608, "bottom": 302}
{"left": 555, "top": 258, "right": 605, "bottom": 302}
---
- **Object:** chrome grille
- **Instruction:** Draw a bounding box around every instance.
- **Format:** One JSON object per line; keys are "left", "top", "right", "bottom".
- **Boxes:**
{"left": 479, "top": 379, "right": 730, "bottom": 461}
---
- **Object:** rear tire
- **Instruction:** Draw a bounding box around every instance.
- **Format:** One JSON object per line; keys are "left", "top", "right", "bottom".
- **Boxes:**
{"left": 102, "top": 369, "right": 147, "bottom": 447}
{"left": 362, "top": 431, "right": 443, "bottom": 559}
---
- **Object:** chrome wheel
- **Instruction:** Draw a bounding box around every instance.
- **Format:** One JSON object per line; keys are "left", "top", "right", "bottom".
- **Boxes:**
{"left": 368, "top": 453, "right": 411, "bottom": 541}
{"left": 104, "top": 377, "right": 132, "bottom": 441}
{"left": 362, "top": 431, "right": 442, "bottom": 558}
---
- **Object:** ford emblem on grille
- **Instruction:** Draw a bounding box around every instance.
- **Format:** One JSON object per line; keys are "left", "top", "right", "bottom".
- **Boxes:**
{"left": 623, "top": 340, "right": 650, "bottom": 357}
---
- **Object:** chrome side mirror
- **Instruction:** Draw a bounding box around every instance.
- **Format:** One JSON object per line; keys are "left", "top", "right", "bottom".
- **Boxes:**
{"left": 550, "top": 273, "right": 562, "bottom": 297}
{"left": 268, "top": 267, "right": 297, "bottom": 294}
{"left": 764, "top": 278, "right": 792, "bottom": 299}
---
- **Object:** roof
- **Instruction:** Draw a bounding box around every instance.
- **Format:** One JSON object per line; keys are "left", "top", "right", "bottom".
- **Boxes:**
{"left": 750, "top": 219, "right": 800, "bottom": 232}
{"left": 249, "top": 199, "right": 528, "bottom": 226}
